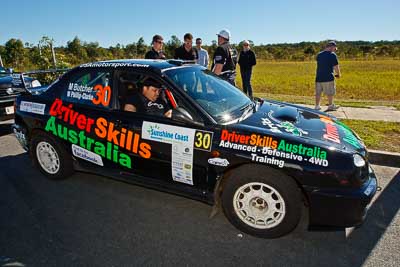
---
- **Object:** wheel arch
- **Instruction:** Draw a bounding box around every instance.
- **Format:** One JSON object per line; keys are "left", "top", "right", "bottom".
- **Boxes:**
{"left": 212, "top": 163, "right": 310, "bottom": 213}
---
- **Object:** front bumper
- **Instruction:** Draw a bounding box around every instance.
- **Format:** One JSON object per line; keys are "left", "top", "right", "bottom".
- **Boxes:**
{"left": 306, "top": 166, "right": 378, "bottom": 227}
{"left": 0, "top": 98, "right": 15, "bottom": 121}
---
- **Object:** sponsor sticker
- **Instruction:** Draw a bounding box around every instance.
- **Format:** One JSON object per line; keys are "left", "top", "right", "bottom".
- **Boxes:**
{"left": 208, "top": 158, "right": 230, "bottom": 167}
{"left": 219, "top": 129, "right": 329, "bottom": 168}
{"left": 72, "top": 144, "right": 104, "bottom": 166}
{"left": 20, "top": 101, "right": 46, "bottom": 115}
{"left": 142, "top": 121, "right": 195, "bottom": 185}
{"left": 80, "top": 62, "right": 149, "bottom": 68}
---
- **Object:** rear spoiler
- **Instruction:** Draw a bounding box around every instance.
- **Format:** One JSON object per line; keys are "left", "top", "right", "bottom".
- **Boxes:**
{"left": 11, "top": 68, "right": 70, "bottom": 91}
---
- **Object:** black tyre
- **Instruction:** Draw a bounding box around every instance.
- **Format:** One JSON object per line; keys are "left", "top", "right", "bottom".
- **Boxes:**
{"left": 30, "top": 131, "right": 74, "bottom": 180}
{"left": 221, "top": 166, "right": 302, "bottom": 238}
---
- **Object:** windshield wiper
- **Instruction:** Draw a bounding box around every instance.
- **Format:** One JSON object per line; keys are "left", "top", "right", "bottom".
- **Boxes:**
{"left": 238, "top": 101, "right": 255, "bottom": 121}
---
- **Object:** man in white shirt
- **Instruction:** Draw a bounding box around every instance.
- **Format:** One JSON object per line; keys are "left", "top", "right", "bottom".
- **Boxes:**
{"left": 195, "top": 38, "right": 209, "bottom": 68}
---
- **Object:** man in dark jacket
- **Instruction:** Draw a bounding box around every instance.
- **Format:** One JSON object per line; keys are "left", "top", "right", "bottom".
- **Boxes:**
{"left": 174, "top": 33, "right": 198, "bottom": 60}
{"left": 238, "top": 40, "right": 256, "bottom": 98}
{"left": 145, "top": 35, "right": 167, "bottom": 59}
{"left": 211, "top": 29, "right": 238, "bottom": 86}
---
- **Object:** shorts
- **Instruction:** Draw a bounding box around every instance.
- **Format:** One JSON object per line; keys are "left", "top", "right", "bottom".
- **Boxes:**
{"left": 315, "top": 81, "right": 336, "bottom": 96}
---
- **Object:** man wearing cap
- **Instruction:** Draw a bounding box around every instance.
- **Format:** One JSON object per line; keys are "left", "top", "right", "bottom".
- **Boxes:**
{"left": 195, "top": 38, "right": 209, "bottom": 67}
{"left": 211, "top": 29, "right": 238, "bottom": 85}
{"left": 315, "top": 41, "right": 341, "bottom": 111}
{"left": 124, "top": 78, "right": 172, "bottom": 118}
{"left": 145, "top": 35, "right": 167, "bottom": 60}
{"left": 174, "top": 33, "right": 198, "bottom": 61}
{"left": 238, "top": 40, "right": 257, "bottom": 98}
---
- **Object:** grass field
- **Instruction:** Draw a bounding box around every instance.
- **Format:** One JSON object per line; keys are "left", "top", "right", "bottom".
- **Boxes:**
{"left": 236, "top": 59, "right": 400, "bottom": 107}
{"left": 341, "top": 119, "right": 400, "bottom": 153}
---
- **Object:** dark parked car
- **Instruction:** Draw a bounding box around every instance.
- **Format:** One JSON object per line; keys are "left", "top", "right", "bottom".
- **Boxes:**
{"left": 12, "top": 59, "right": 378, "bottom": 238}
{"left": 0, "top": 66, "right": 41, "bottom": 121}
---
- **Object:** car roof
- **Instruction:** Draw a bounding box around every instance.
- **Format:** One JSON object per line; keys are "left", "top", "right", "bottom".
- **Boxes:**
{"left": 78, "top": 59, "right": 199, "bottom": 72}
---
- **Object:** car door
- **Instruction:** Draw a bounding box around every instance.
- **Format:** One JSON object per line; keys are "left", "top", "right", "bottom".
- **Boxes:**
{"left": 113, "top": 70, "right": 212, "bottom": 191}
{"left": 53, "top": 67, "right": 120, "bottom": 170}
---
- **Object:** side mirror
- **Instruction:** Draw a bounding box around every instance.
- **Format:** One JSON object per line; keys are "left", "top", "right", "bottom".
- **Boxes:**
{"left": 172, "top": 107, "right": 203, "bottom": 126}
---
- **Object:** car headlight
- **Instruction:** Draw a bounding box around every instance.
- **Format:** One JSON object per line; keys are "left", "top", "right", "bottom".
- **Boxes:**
{"left": 353, "top": 154, "right": 366, "bottom": 167}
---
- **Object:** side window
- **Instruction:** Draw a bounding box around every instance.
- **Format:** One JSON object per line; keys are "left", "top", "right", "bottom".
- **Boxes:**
{"left": 62, "top": 69, "right": 113, "bottom": 109}
{"left": 119, "top": 71, "right": 173, "bottom": 118}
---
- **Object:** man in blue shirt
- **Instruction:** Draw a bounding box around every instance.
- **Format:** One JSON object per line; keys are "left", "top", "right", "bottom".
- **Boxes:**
{"left": 315, "top": 41, "right": 341, "bottom": 111}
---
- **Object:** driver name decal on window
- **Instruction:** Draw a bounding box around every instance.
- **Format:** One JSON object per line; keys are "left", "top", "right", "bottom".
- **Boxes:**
{"left": 65, "top": 71, "right": 112, "bottom": 107}
{"left": 67, "top": 82, "right": 95, "bottom": 101}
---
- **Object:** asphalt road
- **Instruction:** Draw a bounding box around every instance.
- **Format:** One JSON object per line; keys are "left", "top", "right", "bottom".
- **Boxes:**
{"left": 1, "top": 120, "right": 399, "bottom": 267}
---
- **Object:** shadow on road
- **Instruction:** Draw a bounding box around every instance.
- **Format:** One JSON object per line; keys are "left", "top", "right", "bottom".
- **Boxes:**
{"left": 0, "top": 153, "right": 398, "bottom": 266}
{"left": 0, "top": 122, "right": 12, "bottom": 137}
{"left": 346, "top": 170, "right": 400, "bottom": 266}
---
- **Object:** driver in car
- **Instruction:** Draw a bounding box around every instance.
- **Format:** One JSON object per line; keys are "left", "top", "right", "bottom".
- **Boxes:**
{"left": 124, "top": 78, "right": 172, "bottom": 118}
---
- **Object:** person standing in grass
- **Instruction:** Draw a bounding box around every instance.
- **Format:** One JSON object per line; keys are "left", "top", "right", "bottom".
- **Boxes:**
{"left": 238, "top": 40, "right": 256, "bottom": 98}
{"left": 315, "top": 41, "right": 341, "bottom": 111}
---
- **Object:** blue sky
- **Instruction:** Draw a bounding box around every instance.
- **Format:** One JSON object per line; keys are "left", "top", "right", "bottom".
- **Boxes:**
{"left": 1, "top": 0, "right": 399, "bottom": 47}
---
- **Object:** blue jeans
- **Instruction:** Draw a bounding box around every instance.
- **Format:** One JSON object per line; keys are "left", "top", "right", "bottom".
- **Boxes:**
{"left": 241, "top": 68, "right": 253, "bottom": 97}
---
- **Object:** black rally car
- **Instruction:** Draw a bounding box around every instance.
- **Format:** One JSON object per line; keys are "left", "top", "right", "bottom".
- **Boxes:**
{"left": 12, "top": 59, "right": 377, "bottom": 238}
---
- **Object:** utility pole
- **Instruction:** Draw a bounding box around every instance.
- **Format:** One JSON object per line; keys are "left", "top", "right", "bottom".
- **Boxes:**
{"left": 50, "top": 41, "right": 57, "bottom": 69}
{"left": 0, "top": 55, "right": 3, "bottom": 67}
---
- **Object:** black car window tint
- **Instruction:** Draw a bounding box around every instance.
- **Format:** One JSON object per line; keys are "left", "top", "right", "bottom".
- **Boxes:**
{"left": 117, "top": 71, "right": 144, "bottom": 110}
{"left": 62, "top": 69, "right": 113, "bottom": 109}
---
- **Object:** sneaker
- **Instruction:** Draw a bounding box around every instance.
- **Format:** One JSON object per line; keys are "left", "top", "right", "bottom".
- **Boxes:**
{"left": 314, "top": 105, "right": 321, "bottom": 110}
{"left": 326, "top": 104, "right": 340, "bottom": 111}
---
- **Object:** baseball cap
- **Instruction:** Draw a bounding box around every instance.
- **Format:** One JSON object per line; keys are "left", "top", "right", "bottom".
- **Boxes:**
{"left": 217, "top": 29, "right": 231, "bottom": 40}
{"left": 327, "top": 40, "right": 337, "bottom": 47}
{"left": 143, "top": 77, "right": 161, "bottom": 88}
{"left": 243, "top": 40, "right": 250, "bottom": 45}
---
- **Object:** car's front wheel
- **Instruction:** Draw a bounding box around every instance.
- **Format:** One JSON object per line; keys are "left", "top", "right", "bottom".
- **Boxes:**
{"left": 221, "top": 166, "right": 302, "bottom": 238}
{"left": 30, "top": 132, "right": 74, "bottom": 180}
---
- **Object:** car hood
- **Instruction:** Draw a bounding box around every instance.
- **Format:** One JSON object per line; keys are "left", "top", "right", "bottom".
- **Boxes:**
{"left": 238, "top": 100, "right": 365, "bottom": 153}
{"left": 0, "top": 76, "right": 13, "bottom": 89}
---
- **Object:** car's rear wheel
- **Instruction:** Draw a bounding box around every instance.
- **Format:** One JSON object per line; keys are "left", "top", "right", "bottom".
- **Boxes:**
{"left": 221, "top": 166, "right": 302, "bottom": 238}
{"left": 30, "top": 132, "right": 74, "bottom": 180}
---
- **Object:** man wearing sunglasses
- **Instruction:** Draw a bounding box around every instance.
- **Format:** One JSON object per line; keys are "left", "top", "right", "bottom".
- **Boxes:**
{"left": 174, "top": 33, "right": 198, "bottom": 61}
{"left": 238, "top": 40, "right": 256, "bottom": 98}
{"left": 145, "top": 34, "right": 167, "bottom": 60}
{"left": 124, "top": 78, "right": 172, "bottom": 118}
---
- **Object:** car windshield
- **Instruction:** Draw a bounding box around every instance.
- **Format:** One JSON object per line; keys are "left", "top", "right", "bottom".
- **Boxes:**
{"left": 0, "top": 67, "right": 8, "bottom": 77}
{"left": 165, "top": 66, "right": 252, "bottom": 123}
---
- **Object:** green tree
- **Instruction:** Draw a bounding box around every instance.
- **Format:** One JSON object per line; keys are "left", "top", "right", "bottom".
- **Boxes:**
{"left": 4, "top": 38, "right": 25, "bottom": 68}
{"left": 67, "top": 36, "right": 88, "bottom": 63}
{"left": 136, "top": 37, "right": 147, "bottom": 58}
{"left": 164, "top": 35, "right": 181, "bottom": 58}
{"left": 125, "top": 42, "right": 137, "bottom": 58}
{"left": 84, "top": 42, "right": 101, "bottom": 60}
